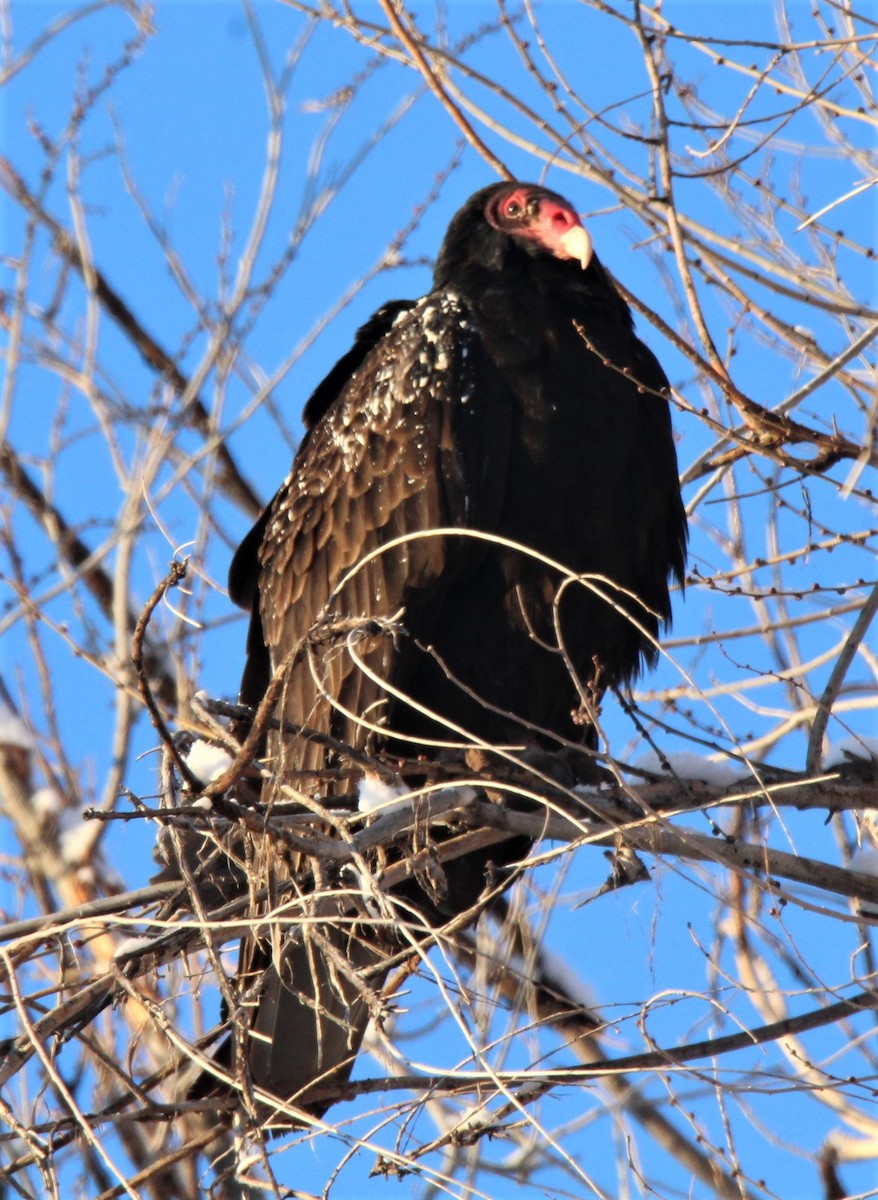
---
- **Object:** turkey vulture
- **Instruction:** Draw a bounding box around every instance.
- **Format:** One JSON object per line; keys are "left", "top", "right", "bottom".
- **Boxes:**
{"left": 210, "top": 182, "right": 687, "bottom": 1120}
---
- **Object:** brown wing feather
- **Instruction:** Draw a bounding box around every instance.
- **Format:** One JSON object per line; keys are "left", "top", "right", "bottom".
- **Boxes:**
{"left": 223, "top": 300, "right": 485, "bottom": 1114}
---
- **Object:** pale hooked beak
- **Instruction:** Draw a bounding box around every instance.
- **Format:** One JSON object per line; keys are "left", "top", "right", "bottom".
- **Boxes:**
{"left": 557, "top": 223, "right": 593, "bottom": 270}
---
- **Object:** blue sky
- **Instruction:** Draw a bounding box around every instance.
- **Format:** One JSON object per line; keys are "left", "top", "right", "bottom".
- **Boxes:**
{"left": 2, "top": 3, "right": 877, "bottom": 1197}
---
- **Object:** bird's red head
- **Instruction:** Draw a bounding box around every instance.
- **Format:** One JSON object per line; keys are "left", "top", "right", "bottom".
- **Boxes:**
{"left": 485, "top": 184, "right": 593, "bottom": 269}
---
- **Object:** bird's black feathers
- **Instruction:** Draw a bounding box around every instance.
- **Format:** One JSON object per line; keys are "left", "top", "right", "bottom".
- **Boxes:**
{"left": 211, "top": 182, "right": 687, "bottom": 1117}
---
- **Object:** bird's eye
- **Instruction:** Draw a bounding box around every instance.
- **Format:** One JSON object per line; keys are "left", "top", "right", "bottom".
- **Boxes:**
{"left": 505, "top": 200, "right": 523, "bottom": 218}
